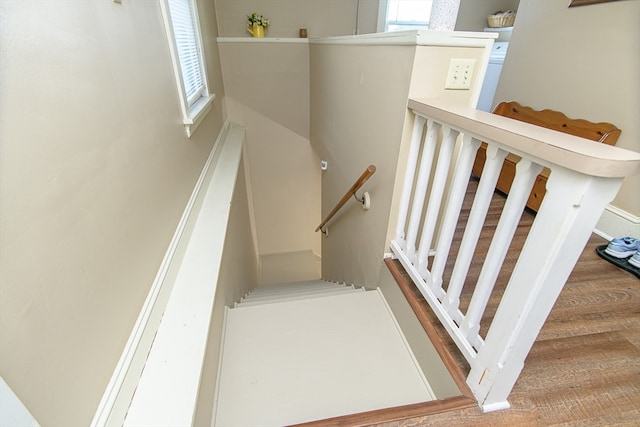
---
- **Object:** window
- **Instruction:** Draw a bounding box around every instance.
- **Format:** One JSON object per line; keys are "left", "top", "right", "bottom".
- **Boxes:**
{"left": 379, "top": 0, "right": 433, "bottom": 32}
{"left": 160, "top": 0, "right": 214, "bottom": 137}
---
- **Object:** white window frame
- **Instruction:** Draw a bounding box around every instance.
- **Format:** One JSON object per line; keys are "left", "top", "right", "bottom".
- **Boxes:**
{"left": 378, "top": 0, "right": 433, "bottom": 33}
{"left": 159, "top": 0, "right": 215, "bottom": 138}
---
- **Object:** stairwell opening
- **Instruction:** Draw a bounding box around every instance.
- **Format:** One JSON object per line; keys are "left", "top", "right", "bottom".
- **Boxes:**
{"left": 211, "top": 265, "right": 474, "bottom": 427}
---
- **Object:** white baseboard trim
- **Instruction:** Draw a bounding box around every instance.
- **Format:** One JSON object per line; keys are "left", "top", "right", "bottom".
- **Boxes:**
{"left": 242, "top": 144, "right": 262, "bottom": 280}
{"left": 91, "top": 118, "right": 233, "bottom": 427}
{"left": 594, "top": 204, "right": 640, "bottom": 242}
{"left": 210, "top": 306, "right": 229, "bottom": 425}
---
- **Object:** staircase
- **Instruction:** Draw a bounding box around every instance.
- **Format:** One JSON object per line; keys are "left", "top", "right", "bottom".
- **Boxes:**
{"left": 212, "top": 280, "right": 436, "bottom": 426}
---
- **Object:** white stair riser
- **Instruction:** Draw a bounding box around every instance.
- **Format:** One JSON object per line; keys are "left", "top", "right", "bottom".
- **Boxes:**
{"left": 247, "top": 281, "right": 344, "bottom": 297}
{"left": 243, "top": 285, "right": 354, "bottom": 303}
{"left": 236, "top": 287, "right": 365, "bottom": 308}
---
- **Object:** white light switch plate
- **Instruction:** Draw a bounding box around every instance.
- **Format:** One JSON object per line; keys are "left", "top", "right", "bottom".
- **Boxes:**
{"left": 445, "top": 58, "right": 476, "bottom": 90}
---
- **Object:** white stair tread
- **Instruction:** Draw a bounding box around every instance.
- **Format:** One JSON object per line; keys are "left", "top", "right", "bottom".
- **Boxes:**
{"left": 243, "top": 282, "right": 352, "bottom": 299}
{"left": 248, "top": 280, "right": 342, "bottom": 296}
{"left": 214, "top": 290, "right": 435, "bottom": 426}
{"left": 245, "top": 285, "right": 349, "bottom": 300}
{"left": 236, "top": 286, "right": 363, "bottom": 307}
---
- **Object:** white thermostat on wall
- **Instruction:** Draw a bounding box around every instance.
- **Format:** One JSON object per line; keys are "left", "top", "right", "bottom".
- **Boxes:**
{"left": 321, "top": 160, "right": 328, "bottom": 171}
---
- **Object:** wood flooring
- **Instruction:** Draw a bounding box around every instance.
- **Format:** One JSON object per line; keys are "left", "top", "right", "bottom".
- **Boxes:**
{"left": 378, "top": 179, "right": 640, "bottom": 426}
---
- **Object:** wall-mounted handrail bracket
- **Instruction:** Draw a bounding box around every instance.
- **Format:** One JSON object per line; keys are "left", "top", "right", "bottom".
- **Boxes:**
{"left": 315, "top": 165, "right": 376, "bottom": 233}
{"left": 353, "top": 191, "right": 371, "bottom": 210}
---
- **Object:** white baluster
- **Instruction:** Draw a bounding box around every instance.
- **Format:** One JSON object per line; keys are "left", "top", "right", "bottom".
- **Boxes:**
{"left": 405, "top": 119, "right": 441, "bottom": 263}
{"left": 442, "top": 144, "right": 508, "bottom": 322}
{"left": 430, "top": 135, "right": 481, "bottom": 293}
{"left": 415, "top": 126, "right": 459, "bottom": 278}
{"left": 461, "top": 158, "right": 543, "bottom": 348}
{"left": 395, "top": 114, "right": 427, "bottom": 249}
{"left": 469, "top": 169, "right": 623, "bottom": 412}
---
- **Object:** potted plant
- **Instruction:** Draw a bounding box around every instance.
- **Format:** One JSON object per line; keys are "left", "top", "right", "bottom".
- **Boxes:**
{"left": 246, "top": 13, "right": 269, "bottom": 38}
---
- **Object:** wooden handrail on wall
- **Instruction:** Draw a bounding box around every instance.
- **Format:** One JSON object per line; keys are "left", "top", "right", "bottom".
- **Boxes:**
{"left": 315, "top": 165, "right": 376, "bottom": 233}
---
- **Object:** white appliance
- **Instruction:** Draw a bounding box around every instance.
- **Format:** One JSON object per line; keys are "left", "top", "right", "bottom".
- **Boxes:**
{"left": 477, "top": 41, "right": 508, "bottom": 112}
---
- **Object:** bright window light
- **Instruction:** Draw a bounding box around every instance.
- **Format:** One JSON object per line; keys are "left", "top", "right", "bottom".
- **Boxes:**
{"left": 159, "top": 0, "right": 215, "bottom": 138}
{"left": 385, "top": 0, "right": 433, "bottom": 32}
{"left": 168, "top": 0, "right": 206, "bottom": 106}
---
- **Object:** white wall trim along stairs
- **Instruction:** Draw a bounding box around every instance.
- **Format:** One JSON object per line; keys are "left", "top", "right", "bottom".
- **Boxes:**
{"left": 91, "top": 119, "right": 245, "bottom": 427}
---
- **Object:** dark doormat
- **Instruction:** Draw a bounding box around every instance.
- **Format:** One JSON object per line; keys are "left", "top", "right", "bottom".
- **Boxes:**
{"left": 595, "top": 244, "right": 640, "bottom": 279}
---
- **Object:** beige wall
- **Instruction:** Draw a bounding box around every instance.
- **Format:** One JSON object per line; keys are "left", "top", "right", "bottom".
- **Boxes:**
{"left": 218, "top": 41, "right": 310, "bottom": 139}
{"left": 215, "top": 0, "right": 379, "bottom": 38}
{"left": 194, "top": 155, "right": 258, "bottom": 426}
{"left": 455, "top": 0, "right": 520, "bottom": 31}
{"left": 377, "top": 265, "right": 460, "bottom": 398}
{"left": 218, "top": 41, "right": 322, "bottom": 266}
{"left": 310, "top": 42, "right": 417, "bottom": 286}
{"left": 409, "top": 45, "right": 489, "bottom": 105}
{"left": 494, "top": 0, "right": 640, "bottom": 216}
{"left": 0, "top": 1, "right": 225, "bottom": 425}
{"left": 311, "top": 37, "right": 490, "bottom": 287}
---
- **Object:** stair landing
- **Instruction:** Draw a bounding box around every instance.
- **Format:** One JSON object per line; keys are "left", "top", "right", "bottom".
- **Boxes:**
{"left": 213, "top": 284, "right": 435, "bottom": 426}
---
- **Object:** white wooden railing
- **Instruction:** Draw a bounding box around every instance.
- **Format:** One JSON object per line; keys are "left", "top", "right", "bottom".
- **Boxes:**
{"left": 391, "top": 98, "right": 640, "bottom": 412}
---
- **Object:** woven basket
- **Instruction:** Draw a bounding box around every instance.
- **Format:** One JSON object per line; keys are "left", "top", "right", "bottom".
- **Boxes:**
{"left": 487, "top": 13, "right": 515, "bottom": 28}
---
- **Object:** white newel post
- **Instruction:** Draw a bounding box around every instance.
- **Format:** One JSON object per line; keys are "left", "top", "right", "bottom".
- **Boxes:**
{"left": 468, "top": 168, "right": 624, "bottom": 411}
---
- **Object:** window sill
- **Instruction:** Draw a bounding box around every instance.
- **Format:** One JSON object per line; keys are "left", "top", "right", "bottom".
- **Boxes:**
{"left": 184, "top": 94, "right": 215, "bottom": 138}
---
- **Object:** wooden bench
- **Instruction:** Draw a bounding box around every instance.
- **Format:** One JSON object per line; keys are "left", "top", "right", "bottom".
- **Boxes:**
{"left": 471, "top": 101, "right": 621, "bottom": 212}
